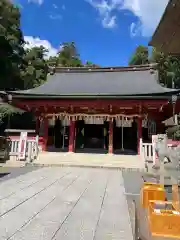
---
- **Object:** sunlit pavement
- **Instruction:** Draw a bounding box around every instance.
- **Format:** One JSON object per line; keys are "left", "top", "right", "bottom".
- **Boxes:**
{"left": 0, "top": 167, "right": 133, "bottom": 240}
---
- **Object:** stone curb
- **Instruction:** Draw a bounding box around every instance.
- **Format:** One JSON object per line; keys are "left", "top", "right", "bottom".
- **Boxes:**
{"left": 27, "top": 162, "right": 146, "bottom": 172}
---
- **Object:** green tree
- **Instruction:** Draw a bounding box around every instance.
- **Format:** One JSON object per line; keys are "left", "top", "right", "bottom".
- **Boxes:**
{"left": 0, "top": 0, "right": 24, "bottom": 90}
{"left": 21, "top": 46, "right": 49, "bottom": 89}
{"left": 128, "top": 45, "right": 149, "bottom": 65}
{"left": 150, "top": 47, "right": 167, "bottom": 85}
{"left": 56, "top": 41, "right": 82, "bottom": 67}
{"left": 47, "top": 56, "right": 58, "bottom": 67}
{"left": 0, "top": 0, "right": 25, "bottom": 123}
{"left": 85, "top": 61, "right": 100, "bottom": 67}
{"left": 150, "top": 47, "right": 180, "bottom": 88}
{"left": 46, "top": 42, "right": 100, "bottom": 68}
{"left": 129, "top": 45, "right": 180, "bottom": 88}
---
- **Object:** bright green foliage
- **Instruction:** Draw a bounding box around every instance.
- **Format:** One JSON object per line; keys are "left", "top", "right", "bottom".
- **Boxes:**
{"left": 46, "top": 42, "right": 82, "bottom": 67}
{"left": 150, "top": 47, "right": 180, "bottom": 88}
{"left": 0, "top": 103, "right": 23, "bottom": 119}
{"left": 129, "top": 45, "right": 180, "bottom": 89}
{"left": 56, "top": 42, "right": 82, "bottom": 67}
{"left": 20, "top": 46, "right": 49, "bottom": 89}
{"left": 46, "top": 42, "right": 99, "bottom": 68}
{"left": 129, "top": 45, "right": 149, "bottom": 65}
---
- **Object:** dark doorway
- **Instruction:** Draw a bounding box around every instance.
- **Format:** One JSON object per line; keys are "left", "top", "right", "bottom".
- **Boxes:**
{"left": 142, "top": 127, "right": 149, "bottom": 142}
{"left": 61, "top": 126, "right": 69, "bottom": 150}
{"left": 124, "top": 120, "right": 137, "bottom": 152}
{"left": 84, "top": 124, "right": 104, "bottom": 148}
{"left": 113, "top": 124, "right": 122, "bottom": 150}
{"left": 53, "top": 118, "right": 69, "bottom": 151}
{"left": 113, "top": 119, "right": 137, "bottom": 154}
{"left": 75, "top": 120, "right": 84, "bottom": 149}
{"left": 75, "top": 120, "right": 108, "bottom": 153}
{"left": 54, "top": 118, "right": 61, "bottom": 148}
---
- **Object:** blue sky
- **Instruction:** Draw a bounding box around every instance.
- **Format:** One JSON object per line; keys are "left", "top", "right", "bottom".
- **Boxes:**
{"left": 14, "top": 0, "right": 169, "bottom": 66}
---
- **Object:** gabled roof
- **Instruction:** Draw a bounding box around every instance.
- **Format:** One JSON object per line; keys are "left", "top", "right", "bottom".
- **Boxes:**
{"left": 149, "top": 0, "right": 180, "bottom": 54}
{"left": 8, "top": 65, "right": 180, "bottom": 100}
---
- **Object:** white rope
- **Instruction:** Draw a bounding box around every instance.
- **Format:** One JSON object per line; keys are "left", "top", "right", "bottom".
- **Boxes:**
{"left": 46, "top": 113, "right": 146, "bottom": 120}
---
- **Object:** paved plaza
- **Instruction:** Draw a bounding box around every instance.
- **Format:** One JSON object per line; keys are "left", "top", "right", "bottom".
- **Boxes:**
{"left": 0, "top": 167, "right": 134, "bottom": 240}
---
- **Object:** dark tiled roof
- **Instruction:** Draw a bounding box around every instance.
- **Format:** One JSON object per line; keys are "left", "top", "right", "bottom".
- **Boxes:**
{"left": 8, "top": 65, "right": 180, "bottom": 99}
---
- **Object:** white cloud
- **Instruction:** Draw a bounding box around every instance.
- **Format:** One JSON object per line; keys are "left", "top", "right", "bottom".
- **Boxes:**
{"left": 49, "top": 14, "right": 62, "bottom": 20}
{"left": 24, "top": 36, "right": 58, "bottom": 58}
{"left": 87, "top": 0, "right": 117, "bottom": 28}
{"left": 130, "top": 22, "right": 141, "bottom": 37}
{"left": 102, "top": 15, "right": 116, "bottom": 28}
{"left": 122, "top": 0, "right": 169, "bottom": 37}
{"left": 52, "top": 3, "right": 58, "bottom": 9}
{"left": 28, "top": 0, "right": 43, "bottom": 5}
{"left": 86, "top": 0, "right": 169, "bottom": 36}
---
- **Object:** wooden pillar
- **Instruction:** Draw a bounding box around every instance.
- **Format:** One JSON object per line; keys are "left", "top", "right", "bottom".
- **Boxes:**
{"left": 108, "top": 119, "right": 113, "bottom": 154}
{"left": 43, "top": 117, "right": 48, "bottom": 151}
{"left": 68, "top": 120, "right": 75, "bottom": 152}
{"left": 137, "top": 117, "right": 142, "bottom": 155}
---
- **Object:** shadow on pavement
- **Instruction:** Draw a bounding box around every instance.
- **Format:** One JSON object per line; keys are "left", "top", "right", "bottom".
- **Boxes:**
{"left": 0, "top": 172, "right": 10, "bottom": 179}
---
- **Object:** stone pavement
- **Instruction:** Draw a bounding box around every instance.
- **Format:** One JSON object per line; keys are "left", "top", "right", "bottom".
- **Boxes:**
{"left": 31, "top": 152, "right": 145, "bottom": 170}
{"left": 0, "top": 167, "right": 40, "bottom": 182}
{"left": 0, "top": 167, "right": 133, "bottom": 240}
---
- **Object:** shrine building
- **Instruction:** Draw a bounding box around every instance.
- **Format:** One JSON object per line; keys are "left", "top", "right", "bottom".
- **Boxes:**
{"left": 7, "top": 65, "right": 180, "bottom": 155}
{"left": 149, "top": 0, "right": 180, "bottom": 54}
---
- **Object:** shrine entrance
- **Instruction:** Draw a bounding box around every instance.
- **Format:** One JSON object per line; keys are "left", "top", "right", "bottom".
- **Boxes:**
{"left": 47, "top": 118, "right": 70, "bottom": 152}
{"left": 47, "top": 116, "right": 139, "bottom": 154}
{"left": 113, "top": 118, "right": 137, "bottom": 154}
{"left": 75, "top": 119, "right": 108, "bottom": 153}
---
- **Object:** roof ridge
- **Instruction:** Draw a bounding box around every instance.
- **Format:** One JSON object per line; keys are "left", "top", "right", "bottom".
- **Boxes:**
{"left": 49, "top": 64, "right": 157, "bottom": 74}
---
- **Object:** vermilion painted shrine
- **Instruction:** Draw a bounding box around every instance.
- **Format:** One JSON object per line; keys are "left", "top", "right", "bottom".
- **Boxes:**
{"left": 6, "top": 65, "right": 180, "bottom": 154}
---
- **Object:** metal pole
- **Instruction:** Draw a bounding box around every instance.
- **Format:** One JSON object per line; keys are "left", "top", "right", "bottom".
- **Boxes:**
{"left": 121, "top": 116, "right": 124, "bottom": 151}
{"left": 172, "top": 75, "right": 175, "bottom": 89}
{"left": 62, "top": 126, "right": 65, "bottom": 149}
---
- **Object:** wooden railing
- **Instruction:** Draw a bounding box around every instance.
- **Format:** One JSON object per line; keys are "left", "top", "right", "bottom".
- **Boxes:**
{"left": 140, "top": 138, "right": 178, "bottom": 162}
{"left": 141, "top": 141, "right": 153, "bottom": 161}
{"left": 9, "top": 138, "right": 39, "bottom": 162}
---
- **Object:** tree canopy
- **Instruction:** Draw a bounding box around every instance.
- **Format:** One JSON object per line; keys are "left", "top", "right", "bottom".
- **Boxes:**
{"left": 47, "top": 42, "right": 99, "bottom": 68}
{"left": 21, "top": 46, "right": 49, "bottom": 89}
{"left": 129, "top": 45, "right": 180, "bottom": 89}
{"left": 0, "top": 0, "right": 24, "bottom": 90}
{"left": 128, "top": 45, "right": 149, "bottom": 66}
{"left": 47, "top": 42, "right": 82, "bottom": 67}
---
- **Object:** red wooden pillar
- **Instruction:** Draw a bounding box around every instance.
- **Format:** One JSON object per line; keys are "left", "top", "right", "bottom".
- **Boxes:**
{"left": 68, "top": 120, "right": 75, "bottom": 152}
{"left": 137, "top": 117, "right": 142, "bottom": 155}
{"left": 43, "top": 117, "right": 48, "bottom": 151}
{"left": 108, "top": 119, "right": 113, "bottom": 154}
